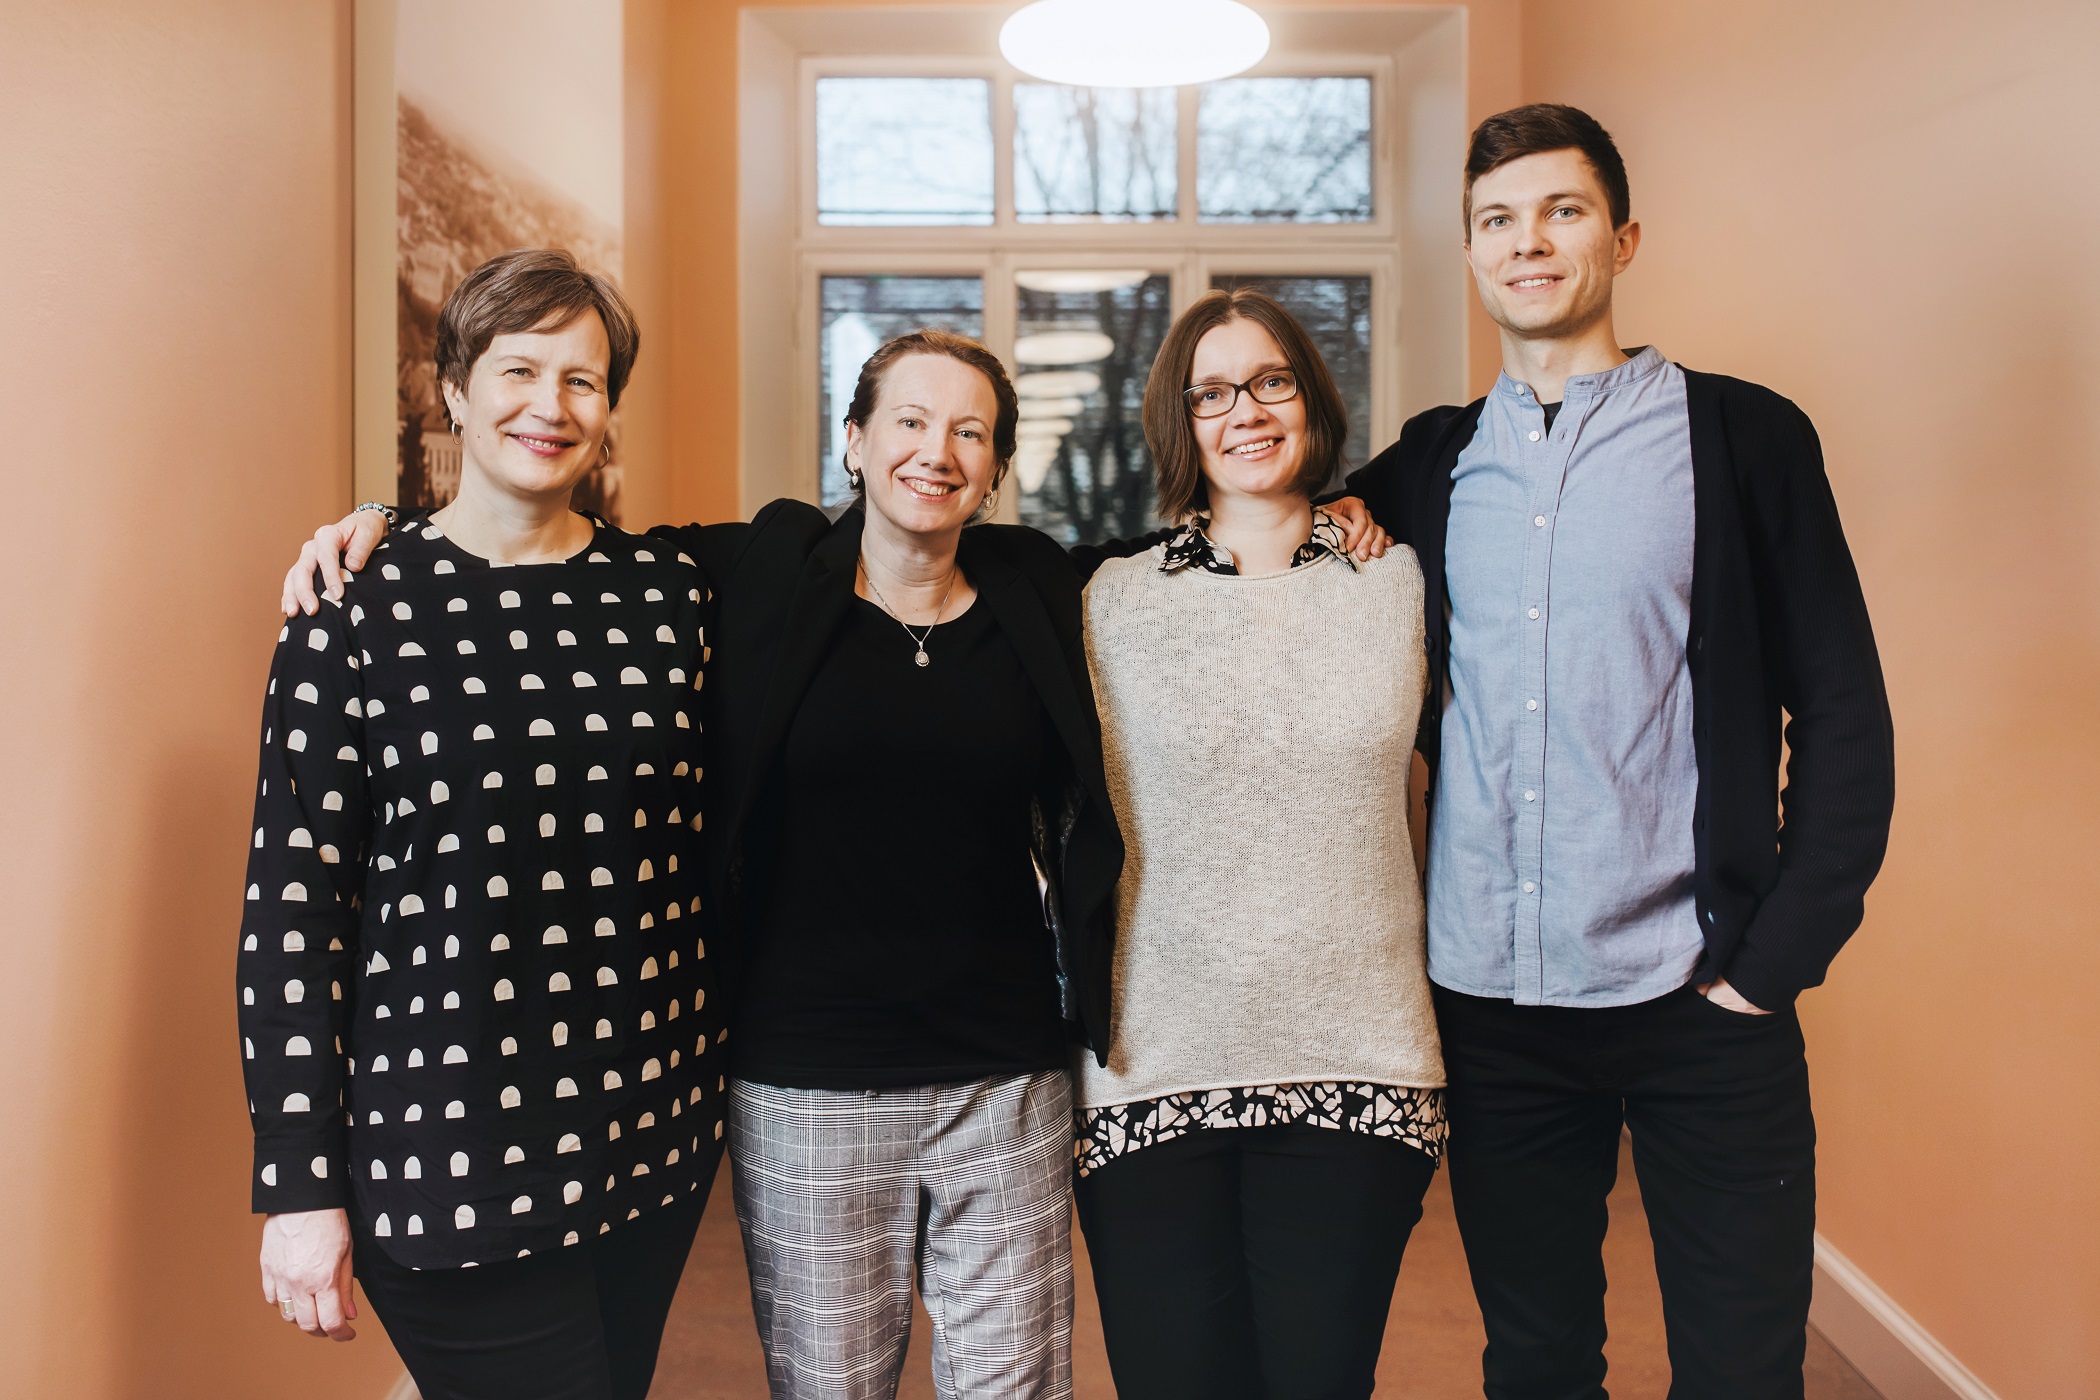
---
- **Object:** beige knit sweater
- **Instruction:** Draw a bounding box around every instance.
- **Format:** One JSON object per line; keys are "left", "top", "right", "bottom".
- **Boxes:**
{"left": 1077, "top": 545, "right": 1444, "bottom": 1109}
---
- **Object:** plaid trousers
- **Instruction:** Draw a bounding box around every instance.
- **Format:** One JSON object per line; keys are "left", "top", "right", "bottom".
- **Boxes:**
{"left": 728, "top": 1072, "right": 1076, "bottom": 1400}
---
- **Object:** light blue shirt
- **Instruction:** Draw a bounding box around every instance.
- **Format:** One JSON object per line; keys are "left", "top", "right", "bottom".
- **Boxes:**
{"left": 1426, "top": 346, "right": 1706, "bottom": 1007}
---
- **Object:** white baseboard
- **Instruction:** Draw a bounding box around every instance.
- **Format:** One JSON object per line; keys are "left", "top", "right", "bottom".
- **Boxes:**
{"left": 1811, "top": 1234, "right": 2001, "bottom": 1400}
{"left": 384, "top": 1373, "right": 419, "bottom": 1400}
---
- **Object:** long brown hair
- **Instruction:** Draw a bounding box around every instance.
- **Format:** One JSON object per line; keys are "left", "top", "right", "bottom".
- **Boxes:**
{"left": 1143, "top": 288, "right": 1348, "bottom": 520}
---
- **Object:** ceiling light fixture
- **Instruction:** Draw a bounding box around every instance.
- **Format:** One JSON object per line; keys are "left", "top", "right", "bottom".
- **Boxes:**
{"left": 999, "top": 0, "right": 1270, "bottom": 89}
{"left": 1014, "top": 330, "right": 1116, "bottom": 365}
{"left": 1015, "top": 269, "right": 1154, "bottom": 294}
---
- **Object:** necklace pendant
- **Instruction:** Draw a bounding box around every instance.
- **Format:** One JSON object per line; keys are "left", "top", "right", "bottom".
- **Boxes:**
{"left": 914, "top": 647, "right": 931, "bottom": 668}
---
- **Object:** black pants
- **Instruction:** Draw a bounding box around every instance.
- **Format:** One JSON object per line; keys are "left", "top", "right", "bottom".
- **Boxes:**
{"left": 1074, "top": 1124, "right": 1439, "bottom": 1400}
{"left": 1437, "top": 983, "right": 1817, "bottom": 1400}
{"left": 353, "top": 1151, "right": 717, "bottom": 1400}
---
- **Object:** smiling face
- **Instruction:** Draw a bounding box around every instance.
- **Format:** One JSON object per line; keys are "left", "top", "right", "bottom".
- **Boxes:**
{"left": 1465, "top": 147, "right": 1640, "bottom": 343}
{"left": 441, "top": 311, "right": 613, "bottom": 506}
{"left": 845, "top": 352, "right": 1003, "bottom": 542}
{"left": 1188, "top": 317, "right": 1310, "bottom": 510}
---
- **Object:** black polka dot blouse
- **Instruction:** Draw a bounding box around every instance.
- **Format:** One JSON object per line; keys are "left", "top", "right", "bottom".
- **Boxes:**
{"left": 236, "top": 516, "right": 722, "bottom": 1269}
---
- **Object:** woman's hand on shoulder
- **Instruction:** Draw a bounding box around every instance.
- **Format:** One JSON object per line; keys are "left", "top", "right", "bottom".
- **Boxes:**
{"left": 259, "top": 1207, "right": 358, "bottom": 1340}
{"left": 283, "top": 508, "right": 391, "bottom": 616}
{"left": 1323, "top": 497, "right": 1392, "bottom": 563}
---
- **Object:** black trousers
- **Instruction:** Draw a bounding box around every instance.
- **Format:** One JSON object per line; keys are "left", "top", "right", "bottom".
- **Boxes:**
{"left": 353, "top": 1150, "right": 717, "bottom": 1400}
{"left": 1436, "top": 983, "right": 1817, "bottom": 1400}
{"left": 1074, "top": 1124, "right": 1439, "bottom": 1400}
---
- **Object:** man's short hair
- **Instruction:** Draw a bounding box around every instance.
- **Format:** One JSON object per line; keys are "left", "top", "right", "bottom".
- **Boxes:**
{"left": 435, "top": 248, "right": 640, "bottom": 420}
{"left": 1463, "top": 104, "right": 1631, "bottom": 234}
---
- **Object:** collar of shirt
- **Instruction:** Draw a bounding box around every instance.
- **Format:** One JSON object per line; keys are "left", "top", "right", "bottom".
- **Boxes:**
{"left": 1158, "top": 507, "right": 1357, "bottom": 576}
{"left": 1494, "top": 344, "right": 1669, "bottom": 413}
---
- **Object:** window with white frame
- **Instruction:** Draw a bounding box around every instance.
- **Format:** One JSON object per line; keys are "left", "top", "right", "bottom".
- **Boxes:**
{"left": 798, "top": 54, "right": 1404, "bottom": 548}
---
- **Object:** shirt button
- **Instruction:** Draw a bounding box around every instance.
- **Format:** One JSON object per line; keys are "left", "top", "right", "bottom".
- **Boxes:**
{"left": 1526, "top": 698, "right": 1538, "bottom": 711}
{"left": 1523, "top": 881, "right": 1537, "bottom": 894}
{"left": 1528, "top": 430, "right": 1542, "bottom": 442}
{"left": 1524, "top": 790, "right": 1537, "bottom": 802}
{"left": 1528, "top": 607, "right": 1541, "bottom": 619}
{"left": 1534, "top": 515, "right": 1547, "bottom": 527}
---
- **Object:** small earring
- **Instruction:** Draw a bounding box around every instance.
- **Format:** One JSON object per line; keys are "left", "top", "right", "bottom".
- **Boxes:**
{"left": 449, "top": 420, "right": 461, "bottom": 437}
{"left": 980, "top": 488, "right": 999, "bottom": 515}
{"left": 845, "top": 464, "right": 864, "bottom": 491}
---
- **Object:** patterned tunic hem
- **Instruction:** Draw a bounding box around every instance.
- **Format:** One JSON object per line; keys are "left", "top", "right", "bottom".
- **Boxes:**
{"left": 1075, "top": 1081, "right": 1446, "bottom": 1177}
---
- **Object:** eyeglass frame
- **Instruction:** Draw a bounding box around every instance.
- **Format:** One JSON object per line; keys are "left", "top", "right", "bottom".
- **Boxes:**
{"left": 1181, "top": 369, "right": 1301, "bottom": 420}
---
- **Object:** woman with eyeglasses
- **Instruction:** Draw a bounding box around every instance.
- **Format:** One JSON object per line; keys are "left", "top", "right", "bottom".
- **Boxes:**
{"left": 273, "top": 294, "right": 1416, "bottom": 1400}
{"left": 1071, "top": 286, "right": 1444, "bottom": 1400}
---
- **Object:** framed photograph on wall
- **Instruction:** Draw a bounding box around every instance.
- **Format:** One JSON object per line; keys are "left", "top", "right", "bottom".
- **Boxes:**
{"left": 353, "top": 0, "right": 626, "bottom": 522}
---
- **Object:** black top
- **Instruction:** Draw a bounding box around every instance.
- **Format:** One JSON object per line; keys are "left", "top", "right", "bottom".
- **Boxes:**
{"left": 236, "top": 516, "right": 724, "bottom": 1268}
{"left": 1341, "top": 369, "right": 1895, "bottom": 1010}
{"left": 654, "top": 503, "right": 1126, "bottom": 1066}
{"left": 733, "top": 598, "right": 1063, "bottom": 1088}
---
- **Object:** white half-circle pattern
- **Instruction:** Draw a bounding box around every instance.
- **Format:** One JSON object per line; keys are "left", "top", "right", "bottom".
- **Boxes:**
{"left": 237, "top": 525, "right": 715, "bottom": 1265}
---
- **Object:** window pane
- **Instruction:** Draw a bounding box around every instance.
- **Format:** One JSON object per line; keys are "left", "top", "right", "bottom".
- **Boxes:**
{"left": 1198, "top": 77, "right": 1373, "bottom": 224}
{"left": 1014, "top": 85, "right": 1177, "bottom": 223}
{"left": 819, "top": 276, "right": 985, "bottom": 505}
{"left": 817, "top": 78, "right": 994, "bottom": 226}
{"left": 1014, "top": 271, "right": 1174, "bottom": 548}
{"left": 1211, "top": 274, "right": 1374, "bottom": 483}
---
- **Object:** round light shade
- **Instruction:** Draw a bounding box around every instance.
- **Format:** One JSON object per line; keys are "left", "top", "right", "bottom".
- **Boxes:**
{"left": 1014, "top": 330, "right": 1116, "bottom": 365}
{"left": 1016, "top": 370, "right": 1103, "bottom": 398}
{"left": 999, "top": 0, "right": 1270, "bottom": 89}
{"left": 1015, "top": 268, "right": 1153, "bottom": 294}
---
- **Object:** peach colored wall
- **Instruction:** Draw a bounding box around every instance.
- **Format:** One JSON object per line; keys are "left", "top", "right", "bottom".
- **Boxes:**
{"left": 1521, "top": 1, "right": 2100, "bottom": 1393}
{"left": 0, "top": 3, "right": 408, "bottom": 1395}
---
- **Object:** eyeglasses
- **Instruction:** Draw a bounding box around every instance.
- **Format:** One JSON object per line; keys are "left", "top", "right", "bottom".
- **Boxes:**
{"left": 1183, "top": 370, "right": 1300, "bottom": 419}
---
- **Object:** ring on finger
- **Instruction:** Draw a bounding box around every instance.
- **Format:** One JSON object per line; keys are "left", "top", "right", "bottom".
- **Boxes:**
{"left": 280, "top": 1298, "right": 296, "bottom": 1321}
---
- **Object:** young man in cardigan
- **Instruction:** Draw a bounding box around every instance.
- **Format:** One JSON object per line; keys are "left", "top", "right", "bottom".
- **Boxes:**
{"left": 1341, "top": 105, "right": 1895, "bottom": 1397}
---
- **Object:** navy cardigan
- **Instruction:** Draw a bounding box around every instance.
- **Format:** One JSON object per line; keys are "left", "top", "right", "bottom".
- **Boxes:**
{"left": 1343, "top": 369, "right": 1895, "bottom": 1009}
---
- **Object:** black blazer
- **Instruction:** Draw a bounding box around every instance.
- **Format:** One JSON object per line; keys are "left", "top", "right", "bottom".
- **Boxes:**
{"left": 655, "top": 502, "right": 1125, "bottom": 1064}
{"left": 1343, "top": 369, "right": 1896, "bottom": 1010}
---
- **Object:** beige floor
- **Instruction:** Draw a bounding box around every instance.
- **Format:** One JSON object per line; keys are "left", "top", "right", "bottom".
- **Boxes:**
{"left": 651, "top": 1136, "right": 1881, "bottom": 1398}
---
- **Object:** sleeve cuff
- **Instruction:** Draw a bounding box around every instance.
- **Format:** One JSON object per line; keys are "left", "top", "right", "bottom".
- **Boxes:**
{"left": 1717, "top": 941, "right": 1800, "bottom": 1013}
{"left": 251, "top": 1139, "right": 350, "bottom": 1215}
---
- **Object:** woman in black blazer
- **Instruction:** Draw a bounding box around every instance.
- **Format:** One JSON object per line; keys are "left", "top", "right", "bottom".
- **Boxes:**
{"left": 670, "top": 332, "right": 1121, "bottom": 1400}
{"left": 290, "top": 329, "right": 1120, "bottom": 1400}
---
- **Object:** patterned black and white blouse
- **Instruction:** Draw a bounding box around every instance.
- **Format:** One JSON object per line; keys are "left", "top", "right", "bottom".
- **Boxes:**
{"left": 1155, "top": 507, "right": 1358, "bottom": 576}
{"left": 236, "top": 516, "right": 723, "bottom": 1267}
{"left": 1076, "top": 508, "right": 1446, "bottom": 1177}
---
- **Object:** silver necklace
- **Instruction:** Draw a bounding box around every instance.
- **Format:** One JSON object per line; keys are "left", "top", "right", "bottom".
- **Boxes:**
{"left": 860, "top": 561, "right": 957, "bottom": 668}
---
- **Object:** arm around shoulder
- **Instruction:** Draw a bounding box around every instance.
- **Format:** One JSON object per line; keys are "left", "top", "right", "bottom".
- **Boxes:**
{"left": 647, "top": 498, "right": 834, "bottom": 590}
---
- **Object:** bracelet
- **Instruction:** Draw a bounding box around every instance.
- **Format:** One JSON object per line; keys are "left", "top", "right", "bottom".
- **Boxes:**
{"left": 354, "top": 501, "right": 399, "bottom": 525}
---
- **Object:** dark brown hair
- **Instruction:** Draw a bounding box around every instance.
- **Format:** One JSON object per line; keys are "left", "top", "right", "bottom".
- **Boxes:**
{"left": 435, "top": 248, "right": 640, "bottom": 423}
{"left": 1143, "top": 288, "right": 1347, "bottom": 520}
{"left": 842, "top": 329, "right": 1020, "bottom": 490}
{"left": 1463, "top": 103, "right": 1631, "bottom": 237}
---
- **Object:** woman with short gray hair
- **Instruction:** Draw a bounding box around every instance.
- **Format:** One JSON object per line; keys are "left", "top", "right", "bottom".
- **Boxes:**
{"left": 240, "top": 248, "right": 722, "bottom": 1400}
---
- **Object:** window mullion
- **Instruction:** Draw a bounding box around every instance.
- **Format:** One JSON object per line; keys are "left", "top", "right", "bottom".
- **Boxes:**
{"left": 993, "top": 68, "right": 1015, "bottom": 227}
{"left": 1176, "top": 83, "right": 1200, "bottom": 225}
